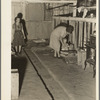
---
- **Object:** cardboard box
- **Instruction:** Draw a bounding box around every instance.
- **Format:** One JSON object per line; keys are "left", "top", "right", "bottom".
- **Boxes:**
{"left": 11, "top": 69, "right": 19, "bottom": 99}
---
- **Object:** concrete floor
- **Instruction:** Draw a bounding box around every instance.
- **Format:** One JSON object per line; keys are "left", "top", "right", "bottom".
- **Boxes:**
{"left": 11, "top": 40, "right": 96, "bottom": 100}
{"left": 12, "top": 52, "right": 52, "bottom": 100}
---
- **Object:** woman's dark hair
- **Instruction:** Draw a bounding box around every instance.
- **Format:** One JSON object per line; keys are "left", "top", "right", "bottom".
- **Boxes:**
{"left": 17, "top": 13, "right": 23, "bottom": 19}
{"left": 14, "top": 17, "right": 21, "bottom": 23}
{"left": 66, "top": 25, "right": 74, "bottom": 33}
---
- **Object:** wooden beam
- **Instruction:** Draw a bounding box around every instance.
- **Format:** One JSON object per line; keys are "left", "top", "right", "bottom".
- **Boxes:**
{"left": 11, "top": 0, "right": 77, "bottom": 3}
{"left": 53, "top": 16, "right": 96, "bottom": 23}
{"left": 48, "top": 3, "right": 73, "bottom": 10}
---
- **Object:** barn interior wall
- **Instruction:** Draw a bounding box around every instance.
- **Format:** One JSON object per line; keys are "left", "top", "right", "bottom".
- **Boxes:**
{"left": 12, "top": 2, "right": 53, "bottom": 39}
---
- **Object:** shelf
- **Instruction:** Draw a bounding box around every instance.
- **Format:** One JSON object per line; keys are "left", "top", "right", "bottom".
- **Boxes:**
{"left": 53, "top": 16, "right": 96, "bottom": 23}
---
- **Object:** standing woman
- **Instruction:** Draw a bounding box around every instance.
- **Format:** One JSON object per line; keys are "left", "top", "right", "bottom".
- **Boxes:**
{"left": 17, "top": 13, "right": 28, "bottom": 43}
{"left": 49, "top": 25, "right": 74, "bottom": 58}
{"left": 12, "top": 17, "right": 25, "bottom": 56}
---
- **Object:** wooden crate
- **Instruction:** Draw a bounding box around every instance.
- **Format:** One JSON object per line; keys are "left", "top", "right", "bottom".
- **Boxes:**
{"left": 77, "top": 49, "right": 86, "bottom": 68}
{"left": 11, "top": 69, "right": 19, "bottom": 99}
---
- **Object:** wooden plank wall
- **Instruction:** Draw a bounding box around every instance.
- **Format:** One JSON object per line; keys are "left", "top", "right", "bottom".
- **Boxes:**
{"left": 26, "top": 3, "right": 54, "bottom": 39}
{"left": 26, "top": 21, "right": 53, "bottom": 39}
{"left": 12, "top": 2, "right": 53, "bottom": 39}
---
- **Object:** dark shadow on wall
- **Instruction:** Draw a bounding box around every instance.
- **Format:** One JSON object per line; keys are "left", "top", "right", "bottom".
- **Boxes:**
{"left": 11, "top": 55, "right": 28, "bottom": 95}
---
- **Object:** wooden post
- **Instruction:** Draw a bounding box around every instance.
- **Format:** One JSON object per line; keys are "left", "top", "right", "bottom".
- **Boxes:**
{"left": 75, "top": 21, "right": 79, "bottom": 49}
{"left": 82, "top": 22, "right": 85, "bottom": 48}
{"left": 84, "top": 22, "right": 87, "bottom": 47}
{"left": 92, "top": 22, "right": 96, "bottom": 34}
{"left": 69, "top": 20, "right": 73, "bottom": 43}
{"left": 73, "top": 2, "right": 77, "bottom": 17}
{"left": 79, "top": 21, "right": 83, "bottom": 48}
{"left": 87, "top": 22, "right": 91, "bottom": 41}
{"left": 71, "top": 21, "right": 76, "bottom": 49}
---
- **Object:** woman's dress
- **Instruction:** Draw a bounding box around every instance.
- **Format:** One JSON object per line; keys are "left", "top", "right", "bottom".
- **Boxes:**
{"left": 49, "top": 26, "right": 67, "bottom": 52}
{"left": 12, "top": 23, "right": 25, "bottom": 46}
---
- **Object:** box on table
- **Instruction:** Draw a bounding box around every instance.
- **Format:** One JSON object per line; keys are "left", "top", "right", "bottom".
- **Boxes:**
{"left": 11, "top": 69, "right": 19, "bottom": 99}
{"left": 77, "top": 49, "right": 86, "bottom": 68}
